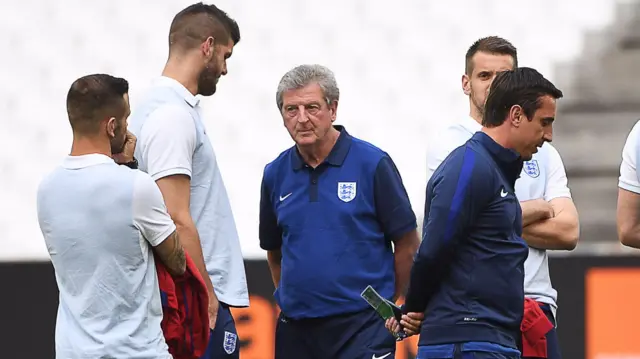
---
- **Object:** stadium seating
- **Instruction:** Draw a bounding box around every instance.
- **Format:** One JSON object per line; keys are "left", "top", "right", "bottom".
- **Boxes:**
{"left": 0, "top": 0, "right": 633, "bottom": 261}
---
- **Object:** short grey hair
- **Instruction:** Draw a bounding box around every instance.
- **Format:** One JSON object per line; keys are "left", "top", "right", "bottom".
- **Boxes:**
{"left": 276, "top": 64, "right": 340, "bottom": 110}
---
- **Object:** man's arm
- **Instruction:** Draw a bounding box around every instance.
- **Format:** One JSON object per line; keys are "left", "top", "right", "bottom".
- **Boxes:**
{"left": 522, "top": 197, "right": 579, "bottom": 250}
{"left": 404, "top": 149, "right": 490, "bottom": 313}
{"left": 266, "top": 250, "right": 282, "bottom": 288}
{"left": 137, "top": 106, "right": 217, "bottom": 308}
{"left": 156, "top": 175, "right": 212, "bottom": 288}
{"left": 132, "top": 172, "right": 186, "bottom": 276}
{"left": 520, "top": 199, "right": 554, "bottom": 227}
{"left": 521, "top": 145, "right": 579, "bottom": 250}
{"left": 617, "top": 121, "right": 640, "bottom": 247}
{"left": 259, "top": 169, "right": 283, "bottom": 288}
{"left": 373, "top": 156, "right": 419, "bottom": 301}
{"left": 617, "top": 189, "right": 640, "bottom": 247}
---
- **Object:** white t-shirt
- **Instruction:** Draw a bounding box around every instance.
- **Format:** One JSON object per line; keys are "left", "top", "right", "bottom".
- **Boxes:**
{"left": 426, "top": 117, "right": 572, "bottom": 315}
{"left": 129, "top": 76, "right": 249, "bottom": 307}
{"left": 37, "top": 154, "right": 175, "bottom": 359}
{"left": 619, "top": 119, "right": 640, "bottom": 194}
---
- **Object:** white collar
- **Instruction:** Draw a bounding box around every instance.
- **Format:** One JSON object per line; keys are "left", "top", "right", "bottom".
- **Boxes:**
{"left": 62, "top": 154, "right": 114, "bottom": 169}
{"left": 153, "top": 76, "right": 200, "bottom": 108}
{"left": 460, "top": 116, "right": 482, "bottom": 134}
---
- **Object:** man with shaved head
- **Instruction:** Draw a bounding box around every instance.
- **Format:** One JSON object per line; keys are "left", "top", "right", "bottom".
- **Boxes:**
{"left": 129, "top": 3, "right": 248, "bottom": 358}
{"left": 37, "top": 74, "right": 185, "bottom": 358}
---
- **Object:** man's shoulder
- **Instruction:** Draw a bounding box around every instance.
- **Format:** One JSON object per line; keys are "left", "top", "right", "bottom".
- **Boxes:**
{"left": 347, "top": 136, "right": 390, "bottom": 169}
{"left": 130, "top": 90, "right": 195, "bottom": 133}
{"left": 435, "top": 142, "right": 494, "bottom": 178}
{"left": 428, "top": 123, "right": 473, "bottom": 156}
{"left": 263, "top": 146, "right": 295, "bottom": 178}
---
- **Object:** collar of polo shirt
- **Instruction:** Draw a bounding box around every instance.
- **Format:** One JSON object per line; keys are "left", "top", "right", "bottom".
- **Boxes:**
{"left": 462, "top": 116, "right": 482, "bottom": 134}
{"left": 62, "top": 154, "right": 114, "bottom": 170}
{"left": 290, "top": 125, "right": 352, "bottom": 170}
{"left": 154, "top": 76, "right": 200, "bottom": 108}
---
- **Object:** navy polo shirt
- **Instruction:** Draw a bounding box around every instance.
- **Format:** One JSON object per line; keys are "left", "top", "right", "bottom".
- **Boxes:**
{"left": 259, "top": 126, "right": 417, "bottom": 319}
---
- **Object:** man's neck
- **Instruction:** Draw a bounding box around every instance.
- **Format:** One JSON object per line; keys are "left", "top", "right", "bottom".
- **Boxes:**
{"left": 162, "top": 56, "right": 200, "bottom": 96}
{"left": 481, "top": 126, "right": 513, "bottom": 150}
{"left": 70, "top": 135, "right": 112, "bottom": 158}
{"left": 469, "top": 106, "right": 483, "bottom": 125}
{"left": 297, "top": 128, "right": 341, "bottom": 167}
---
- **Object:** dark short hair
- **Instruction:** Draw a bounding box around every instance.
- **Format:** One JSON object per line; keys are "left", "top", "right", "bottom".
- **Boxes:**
{"left": 465, "top": 36, "right": 518, "bottom": 75}
{"left": 483, "top": 67, "right": 563, "bottom": 128}
{"left": 169, "top": 2, "right": 240, "bottom": 51}
{"left": 66, "top": 74, "right": 129, "bottom": 134}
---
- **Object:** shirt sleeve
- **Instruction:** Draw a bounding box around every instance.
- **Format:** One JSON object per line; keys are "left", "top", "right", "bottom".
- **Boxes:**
{"left": 259, "top": 168, "right": 282, "bottom": 250}
{"left": 543, "top": 144, "right": 572, "bottom": 201}
{"left": 139, "top": 105, "right": 197, "bottom": 181}
{"left": 374, "top": 155, "right": 417, "bottom": 240}
{"left": 404, "top": 147, "right": 492, "bottom": 313}
{"left": 426, "top": 137, "right": 457, "bottom": 184}
{"left": 132, "top": 171, "right": 177, "bottom": 247}
{"left": 619, "top": 120, "right": 640, "bottom": 194}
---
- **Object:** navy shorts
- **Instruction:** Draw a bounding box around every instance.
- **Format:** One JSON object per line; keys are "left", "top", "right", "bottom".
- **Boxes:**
{"left": 417, "top": 342, "right": 521, "bottom": 359}
{"left": 200, "top": 302, "right": 239, "bottom": 359}
{"left": 522, "top": 304, "right": 562, "bottom": 359}
{"left": 275, "top": 308, "right": 396, "bottom": 359}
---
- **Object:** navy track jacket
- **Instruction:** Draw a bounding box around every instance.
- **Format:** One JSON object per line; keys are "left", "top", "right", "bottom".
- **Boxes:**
{"left": 404, "top": 132, "right": 529, "bottom": 348}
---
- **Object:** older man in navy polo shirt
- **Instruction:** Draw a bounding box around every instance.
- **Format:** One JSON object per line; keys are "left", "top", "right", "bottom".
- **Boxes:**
{"left": 259, "top": 64, "right": 421, "bottom": 359}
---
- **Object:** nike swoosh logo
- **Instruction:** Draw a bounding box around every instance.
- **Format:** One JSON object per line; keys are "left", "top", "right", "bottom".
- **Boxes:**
{"left": 500, "top": 189, "right": 508, "bottom": 197}
{"left": 279, "top": 193, "right": 292, "bottom": 201}
{"left": 372, "top": 353, "right": 391, "bottom": 359}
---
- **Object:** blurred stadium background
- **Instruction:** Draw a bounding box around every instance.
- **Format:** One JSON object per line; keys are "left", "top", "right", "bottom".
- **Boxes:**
{"left": 2, "top": 0, "right": 640, "bottom": 357}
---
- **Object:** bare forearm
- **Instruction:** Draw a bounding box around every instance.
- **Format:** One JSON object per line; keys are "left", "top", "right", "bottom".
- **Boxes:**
{"left": 520, "top": 199, "right": 553, "bottom": 227}
{"left": 522, "top": 215, "right": 579, "bottom": 250}
{"left": 394, "top": 250, "right": 414, "bottom": 301}
{"left": 176, "top": 222, "right": 215, "bottom": 293}
{"left": 393, "top": 230, "right": 420, "bottom": 301}
{"left": 267, "top": 251, "right": 282, "bottom": 288}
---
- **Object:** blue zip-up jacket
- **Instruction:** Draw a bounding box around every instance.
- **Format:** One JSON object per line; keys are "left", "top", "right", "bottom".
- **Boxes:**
{"left": 404, "top": 131, "right": 529, "bottom": 349}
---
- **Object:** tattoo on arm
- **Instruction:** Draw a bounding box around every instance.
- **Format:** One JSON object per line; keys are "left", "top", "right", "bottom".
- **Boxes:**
{"left": 156, "top": 231, "right": 187, "bottom": 277}
{"left": 168, "top": 231, "right": 186, "bottom": 276}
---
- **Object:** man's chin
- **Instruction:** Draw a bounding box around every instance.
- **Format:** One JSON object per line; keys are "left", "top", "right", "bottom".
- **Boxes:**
{"left": 199, "top": 86, "right": 217, "bottom": 97}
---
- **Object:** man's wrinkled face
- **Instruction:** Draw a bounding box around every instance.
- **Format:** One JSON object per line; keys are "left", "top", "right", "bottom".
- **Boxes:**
{"left": 280, "top": 83, "right": 337, "bottom": 147}
{"left": 463, "top": 52, "right": 514, "bottom": 116}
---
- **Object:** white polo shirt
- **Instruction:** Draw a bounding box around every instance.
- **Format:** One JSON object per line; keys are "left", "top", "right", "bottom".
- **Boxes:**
{"left": 129, "top": 77, "right": 249, "bottom": 307}
{"left": 619, "top": 119, "right": 640, "bottom": 194}
{"left": 36, "top": 154, "right": 175, "bottom": 359}
{"left": 426, "top": 117, "right": 572, "bottom": 315}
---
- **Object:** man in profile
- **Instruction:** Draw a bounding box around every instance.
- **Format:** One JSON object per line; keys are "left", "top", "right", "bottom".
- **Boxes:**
{"left": 390, "top": 68, "right": 564, "bottom": 359}
{"left": 37, "top": 74, "right": 185, "bottom": 358}
{"left": 128, "top": 3, "right": 248, "bottom": 358}
{"left": 424, "top": 36, "right": 578, "bottom": 359}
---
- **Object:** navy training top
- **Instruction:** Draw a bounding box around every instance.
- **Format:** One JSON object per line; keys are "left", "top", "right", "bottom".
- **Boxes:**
{"left": 404, "top": 131, "right": 529, "bottom": 348}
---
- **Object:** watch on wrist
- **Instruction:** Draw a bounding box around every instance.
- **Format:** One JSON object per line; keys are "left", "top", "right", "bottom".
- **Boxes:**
{"left": 123, "top": 158, "right": 138, "bottom": 169}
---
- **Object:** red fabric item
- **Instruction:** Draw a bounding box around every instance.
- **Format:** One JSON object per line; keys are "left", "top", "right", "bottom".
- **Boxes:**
{"left": 520, "top": 298, "right": 554, "bottom": 358}
{"left": 156, "top": 253, "right": 210, "bottom": 359}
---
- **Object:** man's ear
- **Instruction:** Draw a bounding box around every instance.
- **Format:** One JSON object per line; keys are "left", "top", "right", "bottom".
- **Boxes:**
{"left": 202, "top": 36, "right": 216, "bottom": 60}
{"left": 106, "top": 117, "right": 116, "bottom": 138}
{"left": 509, "top": 105, "right": 523, "bottom": 127}
{"left": 329, "top": 100, "right": 338, "bottom": 122}
{"left": 462, "top": 74, "right": 471, "bottom": 96}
